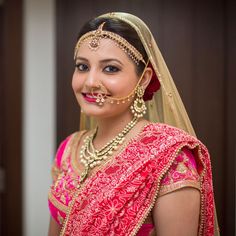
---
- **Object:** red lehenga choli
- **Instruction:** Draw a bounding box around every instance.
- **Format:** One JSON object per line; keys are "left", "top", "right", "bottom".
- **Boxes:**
{"left": 48, "top": 123, "right": 215, "bottom": 235}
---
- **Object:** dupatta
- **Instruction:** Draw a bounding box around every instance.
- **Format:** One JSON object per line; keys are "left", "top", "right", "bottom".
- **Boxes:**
{"left": 61, "top": 123, "right": 215, "bottom": 235}
{"left": 62, "top": 12, "right": 219, "bottom": 235}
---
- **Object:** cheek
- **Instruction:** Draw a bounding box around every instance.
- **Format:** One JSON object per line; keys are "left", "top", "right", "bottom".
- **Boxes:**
{"left": 105, "top": 76, "right": 138, "bottom": 96}
{"left": 72, "top": 72, "right": 83, "bottom": 92}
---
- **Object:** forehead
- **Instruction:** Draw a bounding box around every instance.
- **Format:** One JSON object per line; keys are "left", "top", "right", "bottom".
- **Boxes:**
{"left": 75, "top": 38, "right": 133, "bottom": 63}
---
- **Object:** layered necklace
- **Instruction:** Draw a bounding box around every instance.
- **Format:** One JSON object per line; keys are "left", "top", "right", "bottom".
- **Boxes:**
{"left": 79, "top": 117, "right": 139, "bottom": 182}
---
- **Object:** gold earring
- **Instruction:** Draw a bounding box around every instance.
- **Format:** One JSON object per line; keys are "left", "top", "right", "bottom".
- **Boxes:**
{"left": 130, "top": 86, "right": 146, "bottom": 118}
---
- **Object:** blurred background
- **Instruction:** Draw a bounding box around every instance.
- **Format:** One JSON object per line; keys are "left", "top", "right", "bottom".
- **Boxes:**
{"left": 0, "top": 0, "right": 235, "bottom": 235}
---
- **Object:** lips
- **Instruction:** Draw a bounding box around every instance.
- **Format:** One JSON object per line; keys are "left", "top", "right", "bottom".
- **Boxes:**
{"left": 82, "top": 93, "right": 97, "bottom": 103}
{"left": 81, "top": 92, "right": 110, "bottom": 103}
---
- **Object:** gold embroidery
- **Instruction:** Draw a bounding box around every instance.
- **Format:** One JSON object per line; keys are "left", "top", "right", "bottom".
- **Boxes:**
{"left": 60, "top": 123, "right": 151, "bottom": 236}
{"left": 158, "top": 180, "right": 201, "bottom": 197}
{"left": 54, "top": 172, "right": 64, "bottom": 189}
{"left": 51, "top": 164, "right": 61, "bottom": 182}
{"left": 60, "top": 194, "right": 66, "bottom": 204}
{"left": 59, "top": 128, "right": 208, "bottom": 236}
{"left": 48, "top": 191, "right": 68, "bottom": 213}
{"left": 131, "top": 144, "right": 206, "bottom": 236}
{"left": 57, "top": 211, "right": 65, "bottom": 225}
{"left": 176, "top": 162, "right": 188, "bottom": 173}
{"left": 60, "top": 132, "right": 79, "bottom": 171}
{"left": 71, "top": 131, "right": 87, "bottom": 175}
{"left": 167, "top": 170, "right": 174, "bottom": 184}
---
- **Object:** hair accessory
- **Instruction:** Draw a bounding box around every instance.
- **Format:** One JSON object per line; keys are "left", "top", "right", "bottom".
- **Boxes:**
{"left": 143, "top": 63, "right": 160, "bottom": 101}
{"left": 74, "top": 22, "right": 146, "bottom": 65}
{"left": 88, "top": 22, "right": 106, "bottom": 51}
{"left": 130, "top": 86, "right": 146, "bottom": 118}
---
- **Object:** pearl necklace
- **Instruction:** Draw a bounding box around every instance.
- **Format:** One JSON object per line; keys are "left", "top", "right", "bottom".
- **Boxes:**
{"left": 79, "top": 117, "right": 138, "bottom": 182}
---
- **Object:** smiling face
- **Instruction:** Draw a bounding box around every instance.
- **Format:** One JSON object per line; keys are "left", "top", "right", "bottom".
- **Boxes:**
{"left": 72, "top": 38, "right": 140, "bottom": 120}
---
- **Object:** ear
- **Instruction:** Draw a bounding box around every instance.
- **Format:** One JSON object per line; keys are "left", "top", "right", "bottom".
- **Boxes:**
{"left": 139, "top": 67, "right": 153, "bottom": 90}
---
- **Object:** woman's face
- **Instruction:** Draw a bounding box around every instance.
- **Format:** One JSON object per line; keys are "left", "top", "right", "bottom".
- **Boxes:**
{"left": 72, "top": 38, "right": 139, "bottom": 119}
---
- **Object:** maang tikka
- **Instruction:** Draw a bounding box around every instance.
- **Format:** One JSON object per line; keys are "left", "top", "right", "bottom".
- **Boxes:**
{"left": 74, "top": 22, "right": 146, "bottom": 65}
{"left": 130, "top": 86, "right": 146, "bottom": 118}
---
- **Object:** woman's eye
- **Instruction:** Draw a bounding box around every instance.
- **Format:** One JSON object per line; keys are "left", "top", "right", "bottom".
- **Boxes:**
{"left": 75, "top": 63, "right": 89, "bottom": 71}
{"left": 104, "top": 66, "right": 120, "bottom": 73}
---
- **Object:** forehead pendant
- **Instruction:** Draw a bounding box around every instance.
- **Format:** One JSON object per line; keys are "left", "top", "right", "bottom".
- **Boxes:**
{"left": 74, "top": 21, "right": 146, "bottom": 65}
{"left": 88, "top": 22, "right": 106, "bottom": 51}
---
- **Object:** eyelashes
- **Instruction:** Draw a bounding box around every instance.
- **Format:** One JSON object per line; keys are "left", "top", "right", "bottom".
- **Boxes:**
{"left": 75, "top": 63, "right": 89, "bottom": 71}
{"left": 75, "top": 63, "right": 121, "bottom": 73}
{"left": 103, "top": 65, "right": 120, "bottom": 73}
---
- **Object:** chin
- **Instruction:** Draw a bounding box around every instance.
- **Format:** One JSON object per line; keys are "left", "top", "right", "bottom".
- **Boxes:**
{"left": 80, "top": 106, "right": 108, "bottom": 118}
{"left": 79, "top": 100, "right": 131, "bottom": 119}
{"left": 81, "top": 108, "right": 121, "bottom": 120}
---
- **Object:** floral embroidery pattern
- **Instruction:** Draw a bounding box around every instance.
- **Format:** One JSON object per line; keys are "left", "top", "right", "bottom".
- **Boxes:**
{"left": 48, "top": 123, "right": 215, "bottom": 236}
{"left": 159, "top": 148, "right": 201, "bottom": 196}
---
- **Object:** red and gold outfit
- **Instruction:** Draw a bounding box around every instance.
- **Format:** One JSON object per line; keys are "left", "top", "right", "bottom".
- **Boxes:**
{"left": 48, "top": 11, "right": 219, "bottom": 235}
{"left": 48, "top": 123, "right": 214, "bottom": 235}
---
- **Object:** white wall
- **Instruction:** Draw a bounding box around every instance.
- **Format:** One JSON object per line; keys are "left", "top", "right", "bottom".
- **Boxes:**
{"left": 23, "top": 0, "right": 55, "bottom": 235}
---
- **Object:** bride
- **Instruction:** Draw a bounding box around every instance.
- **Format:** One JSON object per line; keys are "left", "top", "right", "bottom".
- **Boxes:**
{"left": 48, "top": 12, "right": 219, "bottom": 236}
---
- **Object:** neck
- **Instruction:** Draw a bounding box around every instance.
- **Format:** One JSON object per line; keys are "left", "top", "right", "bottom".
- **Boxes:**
{"left": 93, "top": 112, "right": 139, "bottom": 148}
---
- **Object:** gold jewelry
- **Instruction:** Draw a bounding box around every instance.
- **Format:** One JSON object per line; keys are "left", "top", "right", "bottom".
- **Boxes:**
{"left": 95, "top": 93, "right": 107, "bottom": 106}
{"left": 74, "top": 22, "right": 146, "bottom": 65}
{"left": 79, "top": 117, "right": 138, "bottom": 182}
{"left": 91, "top": 84, "right": 108, "bottom": 106}
{"left": 130, "top": 86, "right": 146, "bottom": 118}
{"left": 106, "top": 61, "right": 149, "bottom": 105}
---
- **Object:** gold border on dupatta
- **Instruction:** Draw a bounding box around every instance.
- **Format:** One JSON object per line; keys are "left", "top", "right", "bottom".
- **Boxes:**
{"left": 60, "top": 122, "right": 151, "bottom": 236}
{"left": 158, "top": 180, "right": 201, "bottom": 197}
{"left": 48, "top": 191, "right": 68, "bottom": 213}
{"left": 48, "top": 133, "right": 78, "bottom": 213}
{"left": 130, "top": 143, "right": 207, "bottom": 236}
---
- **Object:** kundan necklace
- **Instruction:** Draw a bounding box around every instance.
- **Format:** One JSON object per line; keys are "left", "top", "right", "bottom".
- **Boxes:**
{"left": 79, "top": 117, "right": 139, "bottom": 182}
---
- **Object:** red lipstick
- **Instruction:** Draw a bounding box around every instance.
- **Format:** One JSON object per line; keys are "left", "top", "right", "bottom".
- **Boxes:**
{"left": 82, "top": 93, "right": 97, "bottom": 103}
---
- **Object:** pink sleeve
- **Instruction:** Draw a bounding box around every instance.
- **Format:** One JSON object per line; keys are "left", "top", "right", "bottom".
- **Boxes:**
{"left": 51, "top": 135, "right": 71, "bottom": 182}
{"left": 55, "top": 136, "right": 71, "bottom": 168}
{"left": 159, "top": 147, "right": 200, "bottom": 197}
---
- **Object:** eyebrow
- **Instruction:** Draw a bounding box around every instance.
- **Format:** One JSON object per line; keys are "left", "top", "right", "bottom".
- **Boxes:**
{"left": 75, "top": 56, "right": 124, "bottom": 66}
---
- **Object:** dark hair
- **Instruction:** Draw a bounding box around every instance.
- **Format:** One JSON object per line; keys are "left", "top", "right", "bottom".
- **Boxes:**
{"left": 77, "top": 17, "right": 148, "bottom": 76}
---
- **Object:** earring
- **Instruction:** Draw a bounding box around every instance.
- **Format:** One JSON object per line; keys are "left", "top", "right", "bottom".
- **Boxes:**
{"left": 130, "top": 86, "right": 146, "bottom": 118}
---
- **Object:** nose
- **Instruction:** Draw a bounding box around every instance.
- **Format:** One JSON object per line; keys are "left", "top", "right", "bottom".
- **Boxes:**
{"left": 84, "top": 69, "right": 101, "bottom": 89}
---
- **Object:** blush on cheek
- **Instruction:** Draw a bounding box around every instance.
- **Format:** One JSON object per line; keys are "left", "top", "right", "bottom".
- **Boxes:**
{"left": 71, "top": 73, "right": 82, "bottom": 92}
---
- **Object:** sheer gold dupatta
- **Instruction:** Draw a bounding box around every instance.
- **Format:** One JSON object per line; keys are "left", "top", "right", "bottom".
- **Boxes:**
{"left": 80, "top": 12, "right": 195, "bottom": 135}
{"left": 79, "top": 12, "right": 219, "bottom": 235}
{"left": 99, "top": 12, "right": 195, "bottom": 136}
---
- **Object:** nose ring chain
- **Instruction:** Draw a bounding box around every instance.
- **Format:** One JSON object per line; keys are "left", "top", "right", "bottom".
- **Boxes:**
{"left": 91, "top": 83, "right": 108, "bottom": 106}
